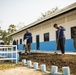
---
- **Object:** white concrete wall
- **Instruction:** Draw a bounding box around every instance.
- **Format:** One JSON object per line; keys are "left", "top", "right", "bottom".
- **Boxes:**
{"left": 30, "top": 10, "right": 76, "bottom": 43}
{"left": 12, "top": 30, "right": 26, "bottom": 44}
{"left": 12, "top": 10, "right": 76, "bottom": 44}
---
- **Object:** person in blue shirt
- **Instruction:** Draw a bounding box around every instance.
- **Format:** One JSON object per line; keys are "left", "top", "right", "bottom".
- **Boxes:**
{"left": 13, "top": 40, "right": 17, "bottom": 50}
{"left": 23, "top": 29, "right": 32, "bottom": 54}
{"left": 13, "top": 40, "right": 17, "bottom": 45}
{"left": 53, "top": 24, "right": 66, "bottom": 55}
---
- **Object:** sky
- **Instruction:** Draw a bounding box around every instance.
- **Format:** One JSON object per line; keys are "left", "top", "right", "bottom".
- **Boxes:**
{"left": 0, "top": 0, "right": 76, "bottom": 31}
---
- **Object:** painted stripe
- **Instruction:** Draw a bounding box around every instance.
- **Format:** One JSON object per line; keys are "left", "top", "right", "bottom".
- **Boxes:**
{"left": 18, "top": 39, "right": 75, "bottom": 52}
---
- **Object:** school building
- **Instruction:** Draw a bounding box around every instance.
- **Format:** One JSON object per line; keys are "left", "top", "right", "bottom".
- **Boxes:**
{"left": 9, "top": 3, "right": 76, "bottom": 52}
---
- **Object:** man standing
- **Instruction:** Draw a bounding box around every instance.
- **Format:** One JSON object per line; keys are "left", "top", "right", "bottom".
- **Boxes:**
{"left": 53, "top": 24, "right": 66, "bottom": 55}
{"left": 23, "top": 29, "right": 32, "bottom": 54}
{"left": 13, "top": 40, "right": 17, "bottom": 50}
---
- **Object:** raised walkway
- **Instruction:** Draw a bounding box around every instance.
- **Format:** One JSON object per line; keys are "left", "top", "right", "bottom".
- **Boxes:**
{"left": 31, "top": 50, "right": 76, "bottom": 55}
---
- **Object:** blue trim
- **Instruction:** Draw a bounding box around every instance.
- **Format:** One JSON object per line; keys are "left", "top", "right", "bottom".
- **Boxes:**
{"left": 17, "top": 44, "right": 24, "bottom": 50}
{"left": 17, "top": 39, "right": 75, "bottom": 52}
{"left": 17, "top": 44, "right": 36, "bottom": 51}
{"left": 31, "top": 41, "right": 56, "bottom": 51}
{"left": 65, "top": 39, "right": 75, "bottom": 52}
{"left": 40, "top": 41, "right": 56, "bottom": 51}
{"left": 31, "top": 43, "right": 36, "bottom": 50}
{"left": 31, "top": 39, "right": 75, "bottom": 52}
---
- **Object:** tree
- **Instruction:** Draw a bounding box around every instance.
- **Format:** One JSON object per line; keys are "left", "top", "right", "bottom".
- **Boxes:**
{"left": 7, "top": 24, "right": 17, "bottom": 44}
{"left": 0, "top": 29, "right": 8, "bottom": 44}
{"left": 8, "top": 24, "right": 17, "bottom": 34}
{"left": 2, "top": 30, "right": 8, "bottom": 44}
{"left": 0, "top": 25, "right": 17, "bottom": 45}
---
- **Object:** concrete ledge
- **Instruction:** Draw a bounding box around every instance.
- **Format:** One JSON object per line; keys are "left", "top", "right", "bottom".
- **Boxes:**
{"left": 22, "top": 59, "right": 26, "bottom": 65}
{"left": 51, "top": 65, "right": 58, "bottom": 74}
{"left": 44, "top": 65, "right": 58, "bottom": 75}
{"left": 21, "top": 59, "right": 71, "bottom": 75}
{"left": 62, "top": 67, "right": 70, "bottom": 75}
{"left": 33, "top": 62, "right": 38, "bottom": 69}
{"left": 40, "top": 64, "right": 46, "bottom": 72}
{"left": 27, "top": 60, "right": 33, "bottom": 67}
{"left": 54, "top": 72, "right": 63, "bottom": 75}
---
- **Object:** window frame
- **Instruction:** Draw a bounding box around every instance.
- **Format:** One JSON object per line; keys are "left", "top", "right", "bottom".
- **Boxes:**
{"left": 44, "top": 32, "right": 49, "bottom": 42}
{"left": 20, "top": 39, "right": 22, "bottom": 44}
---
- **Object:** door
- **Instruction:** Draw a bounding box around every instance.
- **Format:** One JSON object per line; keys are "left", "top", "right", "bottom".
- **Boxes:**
{"left": 36, "top": 35, "right": 40, "bottom": 50}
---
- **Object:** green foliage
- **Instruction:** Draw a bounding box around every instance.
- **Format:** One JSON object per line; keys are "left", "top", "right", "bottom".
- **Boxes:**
{"left": 8, "top": 24, "right": 17, "bottom": 34}
{"left": 0, "top": 24, "right": 17, "bottom": 45}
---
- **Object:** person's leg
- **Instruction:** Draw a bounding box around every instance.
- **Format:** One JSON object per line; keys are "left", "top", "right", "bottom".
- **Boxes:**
{"left": 59, "top": 38, "right": 65, "bottom": 54}
{"left": 27, "top": 43, "right": 31, "bottom": 53}
{"left": 24, "top": 44, "right": 28, "bottom": 53}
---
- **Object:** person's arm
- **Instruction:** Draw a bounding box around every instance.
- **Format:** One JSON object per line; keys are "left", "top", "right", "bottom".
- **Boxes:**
{"left": 59, "top": 26, "right": 66, "bottom": 31}
{"left": 23, "top": 34, "right": 26, "bottom": 41}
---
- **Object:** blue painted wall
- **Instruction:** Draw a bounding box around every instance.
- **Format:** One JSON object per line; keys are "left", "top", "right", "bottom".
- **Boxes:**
{"left": 17, "top": 39, "right": 75, "bottom": 52}
{"left": 65, "top": 39, "right": 75, "bottom": 52}
{"left": 17, "top": 44, "right": 24, "bottom": 51}
{"left": 31, "top": 39, "right": 75, "bottom": 52}
{"left": 40, "top": 41, "right": 56, "bottom": 51}
{"left": 31, "top": 43, "right": 36, "bottom": 50}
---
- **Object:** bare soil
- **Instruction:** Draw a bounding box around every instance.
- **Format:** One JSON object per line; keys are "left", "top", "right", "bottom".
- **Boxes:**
{"left": 20, "top": 53, "right": 76, "bottom": 75}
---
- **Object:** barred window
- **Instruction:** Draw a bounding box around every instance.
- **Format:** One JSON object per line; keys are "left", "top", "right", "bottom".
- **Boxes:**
{"left": 71, "top": 26, "right": 76, "bottom": 38}
{"left": 44, "top": 33, "right": 49, "bottom": 42}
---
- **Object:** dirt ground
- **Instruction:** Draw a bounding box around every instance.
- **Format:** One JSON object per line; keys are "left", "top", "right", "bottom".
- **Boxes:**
{"left": 0, "top": 62, "right": 44, "bottom": 75}
{"left": 20, "top": 53, "right": 76, "bottom": 75}
{"left": 0, "top": 67, "right": 45, "bottom": 75}
{"left": 0, "top": 53, "right": 76, "bottom": 75}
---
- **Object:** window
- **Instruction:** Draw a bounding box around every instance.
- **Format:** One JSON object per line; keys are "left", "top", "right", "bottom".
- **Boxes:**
{"left": 71, "top": 26, "right": 76, "bottom": 38}
{"left": 44, "top": 33, "right": 49, "bottom": 42}
{"left": 20, "top": 39, "right": 22, "bottom": 44}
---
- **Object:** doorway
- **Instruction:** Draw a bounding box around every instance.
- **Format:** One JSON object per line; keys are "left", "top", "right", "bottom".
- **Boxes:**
{"left": 36, "top": 35, "right": 40, "bottom": 50}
